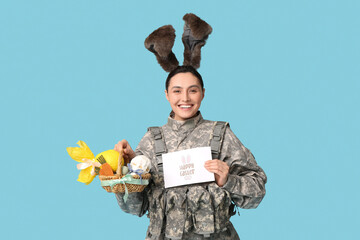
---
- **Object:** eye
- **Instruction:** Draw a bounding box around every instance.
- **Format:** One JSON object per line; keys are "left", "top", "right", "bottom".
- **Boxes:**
{"left": 189, "top": 89, "right": 198, "bottom": 93}
{"left": 173, "top": 90, "right": 181, "bottom": 93}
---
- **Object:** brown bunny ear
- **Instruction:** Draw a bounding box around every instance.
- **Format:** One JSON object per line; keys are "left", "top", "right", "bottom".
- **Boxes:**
{"left": 182, "top": 13, "right": 213, "bottom": 69}
{"left": 144, "top": 25, "right": 179, "bottom": 72}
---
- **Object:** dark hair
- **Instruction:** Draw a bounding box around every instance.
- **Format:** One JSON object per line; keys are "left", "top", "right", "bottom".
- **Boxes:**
{"left": 165, "top": 65, "right": 204, "bottom": 91}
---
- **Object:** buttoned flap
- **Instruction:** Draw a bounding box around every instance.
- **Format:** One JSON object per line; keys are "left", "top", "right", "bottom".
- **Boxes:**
{"left": 165, "top": 187, "right": 187, "bottom": 212}
{"left": 186, "top": 185, "right": 209, "bottom": 211}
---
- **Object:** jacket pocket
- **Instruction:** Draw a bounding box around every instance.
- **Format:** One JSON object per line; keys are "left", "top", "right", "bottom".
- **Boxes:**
{"left": 208, "top": 183, "right": 232, "bottom": 232}
{"left": 147, "top": 188, "right": 165, "bottom": 238}
{"left": 187, "top": 186, "right": 215, "bottom": 235}
{"left": 164, "top": 188, "right": 187, "bottom": 239}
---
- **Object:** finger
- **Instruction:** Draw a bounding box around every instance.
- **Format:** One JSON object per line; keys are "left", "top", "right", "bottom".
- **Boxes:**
{"left": 204, "top": 161, "right": 215, "bottom": 168}
{"left": 204, "top": 161, "right": 227, "bottom": 170}
{"left": 205, "top": 159, "right": 224, "bottom": 166}
{"left": 205, "top": 165, "right": 225, "bottom": 175}
{"left": 115, "top": 145, "right": 123, "bottom": 153}
{"left": 204, "top": 162, "right": 220, "bottom": 170}
{"left": 216, "top": 162, "right": 229, "bottom": 173}
{"left": 120, "top": 139, "right": 128, "bottom": 147}
{"left": 115, "top": 139, "right": 129, "bottom": 152}
{"left": 206, "top": 164, "right": 229, "bottom": 176}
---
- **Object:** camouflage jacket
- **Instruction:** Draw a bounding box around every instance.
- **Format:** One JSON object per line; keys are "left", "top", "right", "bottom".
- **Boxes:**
{"left": 115, "top": 112, "right": 267, "bottom": 240}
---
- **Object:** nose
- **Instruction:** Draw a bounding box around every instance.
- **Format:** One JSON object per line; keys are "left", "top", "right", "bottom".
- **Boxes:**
{"left": 181, "top": 91, "right": 190, "bottom": 101}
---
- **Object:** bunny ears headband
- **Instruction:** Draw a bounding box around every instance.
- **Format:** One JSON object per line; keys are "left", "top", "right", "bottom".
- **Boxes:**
{"left": 144, "top": 13, "right": 213, "bottom": 72}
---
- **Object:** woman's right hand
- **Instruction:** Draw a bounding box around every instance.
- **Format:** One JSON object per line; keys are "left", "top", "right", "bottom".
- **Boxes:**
{"left": 114, "top": 139, "right": 136, "bottom": 162}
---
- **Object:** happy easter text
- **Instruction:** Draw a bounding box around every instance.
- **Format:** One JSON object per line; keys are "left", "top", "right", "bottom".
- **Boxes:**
{"left": 179, "top": 163, "right": 195, "bottom": 176}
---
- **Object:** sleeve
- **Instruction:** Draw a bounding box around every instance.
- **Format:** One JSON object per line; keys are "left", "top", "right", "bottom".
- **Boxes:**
{"left": 114, "top": 131, "right": 154, "bottom": 217}
{"left": 220, "top": 126, "right": 267, "bottom": 209}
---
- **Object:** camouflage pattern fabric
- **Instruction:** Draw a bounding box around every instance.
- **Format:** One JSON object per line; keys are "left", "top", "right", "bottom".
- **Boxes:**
{"left": 115, "top": 112, "right": 267, "bottom": 240}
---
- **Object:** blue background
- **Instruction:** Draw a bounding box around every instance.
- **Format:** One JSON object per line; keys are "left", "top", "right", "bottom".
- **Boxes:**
{"left": 1, "top": 0, "right": 359, "bottom": 239}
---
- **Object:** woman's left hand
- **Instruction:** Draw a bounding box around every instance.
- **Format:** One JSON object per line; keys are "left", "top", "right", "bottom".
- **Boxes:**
{"left": 204, "top": 159, "right": 229, "bottom": 187}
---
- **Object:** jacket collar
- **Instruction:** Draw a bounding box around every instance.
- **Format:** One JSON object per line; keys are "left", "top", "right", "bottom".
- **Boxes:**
{"left": 167, "top": 111, "right": 203, "bottom": 132}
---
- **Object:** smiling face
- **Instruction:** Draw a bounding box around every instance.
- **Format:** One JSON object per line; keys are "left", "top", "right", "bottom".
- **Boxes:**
{"left": 165, "top": 72, "right": 205, "bottom": 121}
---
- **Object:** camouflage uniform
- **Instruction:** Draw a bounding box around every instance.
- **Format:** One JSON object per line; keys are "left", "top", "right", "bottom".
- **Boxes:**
{"left": 115, "top": 112, "right": 267, "bottom": 240}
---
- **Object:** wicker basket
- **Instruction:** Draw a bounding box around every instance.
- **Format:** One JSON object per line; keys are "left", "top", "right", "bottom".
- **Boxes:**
{"left": 99, "top": 151, "right": 151, "bottom": 193}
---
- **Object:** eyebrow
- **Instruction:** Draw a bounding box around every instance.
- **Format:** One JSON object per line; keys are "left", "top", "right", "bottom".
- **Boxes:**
{"left": 171, "top": 85, "right": 201, "bottom": 90}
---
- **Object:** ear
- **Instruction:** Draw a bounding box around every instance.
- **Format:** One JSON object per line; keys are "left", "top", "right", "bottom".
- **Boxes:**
{"left": 182, "top": 14, "right": 212, "bottom": 69}
{"left": 165, "top": 89, "right": 170, "bottom": 101}
{"left": 202, "top": 88, "right": 205, "bottom": 100}
{"left": 145, "top": 25, "right": 179, "bottom": 72}
{"left": 181, "top": 155, "right": 186, "bottom": 164}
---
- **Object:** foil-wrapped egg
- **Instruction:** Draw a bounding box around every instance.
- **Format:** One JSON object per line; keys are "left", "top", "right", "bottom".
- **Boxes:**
{"left": 130, "top": 155, "right": 151, "bottom": 175}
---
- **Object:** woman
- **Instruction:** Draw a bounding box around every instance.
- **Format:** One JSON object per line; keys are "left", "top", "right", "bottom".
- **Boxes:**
{"left": 114, "top": 65, "right": 267, "bottom": 240}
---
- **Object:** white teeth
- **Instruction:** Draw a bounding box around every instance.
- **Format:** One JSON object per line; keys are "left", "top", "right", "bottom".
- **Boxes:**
{"left": 179, "top": 105, "right": 191, "bottom": 108}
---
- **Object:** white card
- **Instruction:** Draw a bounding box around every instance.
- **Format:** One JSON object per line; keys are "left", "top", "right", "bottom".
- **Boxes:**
{"left": 162, "top": 147, "right": 215, "bottom": 188}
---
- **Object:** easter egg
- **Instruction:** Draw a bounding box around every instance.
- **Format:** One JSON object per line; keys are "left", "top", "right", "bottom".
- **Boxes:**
{"left": 130, "top": 155, "right": 151, "bottom": 175}
{"left": 95, "top": 149, "right": 120, "bottom": 172}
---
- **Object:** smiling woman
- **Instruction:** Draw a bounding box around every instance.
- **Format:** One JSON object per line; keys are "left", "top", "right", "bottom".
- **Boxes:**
{"left": 112, "top": 13, "right": 267, "bottom": 240}
{"left": 165, "top": 68, "right": 205, "bottom": 121}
